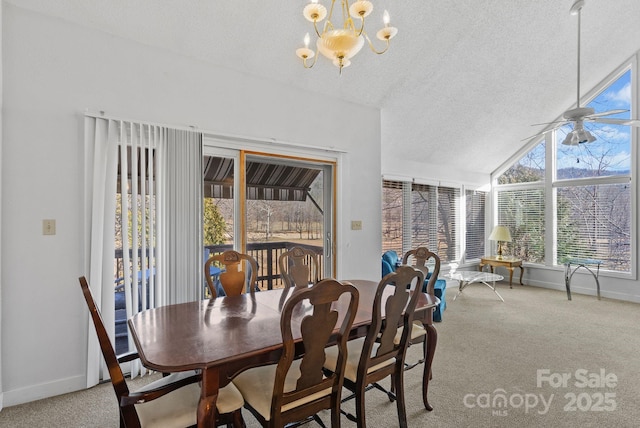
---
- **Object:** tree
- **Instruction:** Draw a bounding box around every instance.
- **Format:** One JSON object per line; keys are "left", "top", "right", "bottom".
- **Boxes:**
{"left": 203, "top": 198, "right": 226, "bottom": 245}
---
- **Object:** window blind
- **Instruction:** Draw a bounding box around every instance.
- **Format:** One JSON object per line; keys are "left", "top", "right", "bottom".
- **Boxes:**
{"left": 382, "top": 180, "right": 403, "bottom": 254}
{"left": 436, "top": 186, "right": 459, "bottom": 263}
{"left": 497, "top": 188, "right": 545, "bottom": 263}
{"left": 465, "top": 190, "right": 486, "bottom": 260}
{"left": 556, "top": 183, "right": 631, "bottom": 271}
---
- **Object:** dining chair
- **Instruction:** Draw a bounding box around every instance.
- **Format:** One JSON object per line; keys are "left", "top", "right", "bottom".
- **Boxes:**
{"left": 78, "top": 276, "right": 245, "bottom": 428}
{"left": 402, "top": 246, "right": 445, "bottom": 317}
{"left": 232, "top": 278, "right": 359, "bottom": 428}
{"left": 397, "top": 248, "right": 442, "bottom": 376}
{"left": 278, "top": 246, "right": 320, "bottom": 290}
{"left": 205, "top": 250, "right": 259, "bottom": 298}
{"left": 323, "top": 266, "right": 424, "bottom": 428}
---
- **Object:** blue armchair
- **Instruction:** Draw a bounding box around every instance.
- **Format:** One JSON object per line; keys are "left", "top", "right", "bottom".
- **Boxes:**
{"left": 381, "top": 250, "right": 399, "bottom": 277}
{"left": 382, "top": 259, "right": 395, "bottom": 277}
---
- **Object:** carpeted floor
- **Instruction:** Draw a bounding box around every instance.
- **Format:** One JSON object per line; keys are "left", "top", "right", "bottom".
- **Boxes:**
{"left": 1, "top": 281, "right": 638, "bottom": 427}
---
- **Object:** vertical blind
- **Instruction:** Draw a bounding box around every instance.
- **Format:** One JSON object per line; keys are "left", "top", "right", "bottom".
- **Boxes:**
{"left": 118, "top": 123, "right": 160, "bottom": 377}
{"left": 85, "top": 116, "right": 203, "bottom": 385}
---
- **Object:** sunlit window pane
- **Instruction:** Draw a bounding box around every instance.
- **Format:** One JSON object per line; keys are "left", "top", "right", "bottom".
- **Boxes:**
{"left": 497, "top": 140, "right": 545, "bottom": 184}
{"left": 556, "top": 70, "right": 632, "bottom": 178}
{"left": 497, "top": 188, "right": 545, "bottom": 263}
{"left": 557, "top": 183, "right": 631, "bottom": 272}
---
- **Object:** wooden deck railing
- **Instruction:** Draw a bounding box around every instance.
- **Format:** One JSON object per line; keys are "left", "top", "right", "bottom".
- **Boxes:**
{"left": 114, "top": 241, "right": 324, "bottom": 293}
{"left": 114, "top": 242, "right": 323, "bottom": 354}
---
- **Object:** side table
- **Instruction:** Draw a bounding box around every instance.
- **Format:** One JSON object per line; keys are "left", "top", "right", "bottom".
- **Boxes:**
{"left": 479, "top": 256, "right": 524, "bottom": 288}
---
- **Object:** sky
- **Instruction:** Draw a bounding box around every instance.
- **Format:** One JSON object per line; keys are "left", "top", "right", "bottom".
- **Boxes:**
{"left": 555, "top": 68, "right": 633, "bottom": 172}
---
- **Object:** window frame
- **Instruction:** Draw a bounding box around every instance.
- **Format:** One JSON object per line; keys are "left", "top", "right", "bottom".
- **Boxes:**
{"left": 492, "top": 58, "right": 636, "bottom": 279}
{"left": 382, "top": 178, "right": 484, "bottom": 266}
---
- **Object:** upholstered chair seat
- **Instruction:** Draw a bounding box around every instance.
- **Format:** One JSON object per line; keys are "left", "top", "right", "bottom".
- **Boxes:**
{"left": 232, "top": 360, "right": 331, "bottom": 421}
{"left": 323, "top": 337, "right": 396, "bottom": 382}
{"left": 135, "top": 372, "right": 244, "bottom": 427}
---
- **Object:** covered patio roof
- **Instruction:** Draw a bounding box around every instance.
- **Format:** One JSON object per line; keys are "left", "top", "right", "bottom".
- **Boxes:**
{"left": 203, "top": 157, "right": 321, "bottom": 202}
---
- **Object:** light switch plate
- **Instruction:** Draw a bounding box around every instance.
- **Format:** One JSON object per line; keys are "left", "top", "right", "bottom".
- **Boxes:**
{"left": 43, "top": 219, "right": 56, "bottom": 235}
{"left": 351, "top": 220, "right": 362, "bottom": 230}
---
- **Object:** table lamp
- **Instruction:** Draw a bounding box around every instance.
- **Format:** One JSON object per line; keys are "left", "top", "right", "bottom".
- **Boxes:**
{"left": 489, "top": 225, "right": 512, "bottom": 260}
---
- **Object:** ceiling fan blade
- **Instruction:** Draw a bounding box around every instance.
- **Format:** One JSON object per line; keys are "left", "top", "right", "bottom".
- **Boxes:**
{"left": 586, "top": 109, "right": 629, "bottom": 118}
{"left": 521, "top": 129, "right": 551, "bottom": 142}
{"left": 589, "top": 117, "right": 640, "bottom": 126}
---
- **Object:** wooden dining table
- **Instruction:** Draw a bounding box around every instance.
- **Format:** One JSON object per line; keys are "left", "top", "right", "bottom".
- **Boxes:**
{"left": 128, "top": 279, "right": 439, "bottom": 427}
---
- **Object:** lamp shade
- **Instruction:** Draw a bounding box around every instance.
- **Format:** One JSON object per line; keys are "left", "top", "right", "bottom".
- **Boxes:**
{"left": 489, "top": 225, "right": 512, "bottom": 242}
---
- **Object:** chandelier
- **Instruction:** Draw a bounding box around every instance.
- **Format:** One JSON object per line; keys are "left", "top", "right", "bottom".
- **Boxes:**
{"left": 295, "top": 0, "right": 398, "bottom": 73}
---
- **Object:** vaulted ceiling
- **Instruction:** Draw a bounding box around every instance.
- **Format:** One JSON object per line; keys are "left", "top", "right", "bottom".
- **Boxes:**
{"left": 9, "top": 0, "right": 640, "bottom": 175}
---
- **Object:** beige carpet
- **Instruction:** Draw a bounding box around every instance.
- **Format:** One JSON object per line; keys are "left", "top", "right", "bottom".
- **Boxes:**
{"left": 1, "top": 282, "right": 638, "bottom": 427}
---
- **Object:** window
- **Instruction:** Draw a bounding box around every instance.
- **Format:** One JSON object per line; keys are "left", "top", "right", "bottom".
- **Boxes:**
{"left": 494, "top": 65, "right": 634, "bottom": 273}
{"left": 382, "top": 180, "right": 405, "bottom": 254}
{"left": 465, "top": 190, "right": 486, "bottom": 260}
{"left": 498, "top": 141, "right": 545, "bottom": 184}
{"left": 554, "top": 70, "right": 633, "bottom": 272}
{"left": 556, "top": 184, "right": 631, "bottom": 270}
{"left": 382, "top": 179, "right": 464, "bottom": 263}
{"left": 496, "top": 187, "right": 545, "bottom": 263}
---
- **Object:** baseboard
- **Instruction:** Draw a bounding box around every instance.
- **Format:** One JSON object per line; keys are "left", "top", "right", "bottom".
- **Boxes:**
{"left": 525, "top": 280, "right": 640, "bottom": 304}
{"left": 2, "top": 374, "right": 86, "bottom": 407}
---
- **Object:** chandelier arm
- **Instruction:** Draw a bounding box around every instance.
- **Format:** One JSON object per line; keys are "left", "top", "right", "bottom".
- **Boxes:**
{"left": 328, "top": 0, "right": 338, "bottom": 26}
{"left": 312, "top": 20, "right": 323, "bottom": 38}
{"left": 364, "top": 33, "right": 390, "bottom": 55}
{"left": 356, "top": 16, "right": 366, "bottom": 36}
{"left": 341, "top": 0, "right": 349, "bottom": 23}
{"left": 302, "top": 56, "right": 318, "bottom": 69}
{"left": 303, "top": 46, "right": 320, "bottom": 69}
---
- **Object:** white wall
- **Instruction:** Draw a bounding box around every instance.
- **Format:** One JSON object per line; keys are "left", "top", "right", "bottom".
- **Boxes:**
{"left": 0, "top": 4, "right": 382, "bottom": 405}
{"left": 381, "top": 156, "right": 490, "bottom": 187}
{"left": 380, "top": 106, "right": 491, "bottom": 186}
{"left": 524, "top": 265, "right": 640, "bottom": 304}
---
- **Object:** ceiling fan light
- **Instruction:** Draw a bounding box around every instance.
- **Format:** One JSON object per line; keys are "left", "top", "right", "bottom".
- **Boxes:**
{"left": 576, "top": 129, "right": 596, "bottom": 144}
{"left": 561, "top": 129, "right": 596, "bottom": 146}
{"left": 562, "top": 132, "right": 579, "bottom": 146}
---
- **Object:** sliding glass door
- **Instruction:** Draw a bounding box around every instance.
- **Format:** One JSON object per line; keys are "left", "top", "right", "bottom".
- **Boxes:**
{"left": 203, "top": 148, "right": 335, "bottom": 292}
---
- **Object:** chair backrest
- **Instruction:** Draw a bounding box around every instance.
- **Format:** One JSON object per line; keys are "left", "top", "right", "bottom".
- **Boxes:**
{"left": 272, "top": 278, "right": 359, "bottom": 425}
{"left": 402, "top": 247, "right": 441, "bottom": 294}
{"left": 79, "top": 276, "right": 138, "bottom": 426}
{"left": 361, "top": 266, "right": 424, "bottom": 378}
{"left": 382, "top": 250, "right": 399, "bottom": 271}
{"left": 278, "top": 246, "right": 320, "bottom": 290}
{"left": 205, "top": 250, "right": 258, "bottom": 298}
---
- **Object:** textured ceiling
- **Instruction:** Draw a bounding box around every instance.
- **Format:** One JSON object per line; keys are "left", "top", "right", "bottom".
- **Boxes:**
{"left": 8, "top": 0, "right": 640, "bottom": 175}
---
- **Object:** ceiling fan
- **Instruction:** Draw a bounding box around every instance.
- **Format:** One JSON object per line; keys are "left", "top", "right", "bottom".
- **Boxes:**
{"left": 525, "top": 0, "right": 640, "bottom": 145}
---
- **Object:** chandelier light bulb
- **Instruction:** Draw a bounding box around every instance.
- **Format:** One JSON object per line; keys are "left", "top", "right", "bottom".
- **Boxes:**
{"left": 383, "top": 10, "right": 390, "bottom": 26}
{"left": 296, "top": 31, "right": 315, "bottom": 62}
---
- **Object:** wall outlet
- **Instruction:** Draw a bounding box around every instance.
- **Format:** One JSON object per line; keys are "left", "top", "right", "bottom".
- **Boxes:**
{"left": 43, "top": 219, "right": 56, "bottom": 235}
{"left": 351, "top": 220, "right": 362, "bottom": 230}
